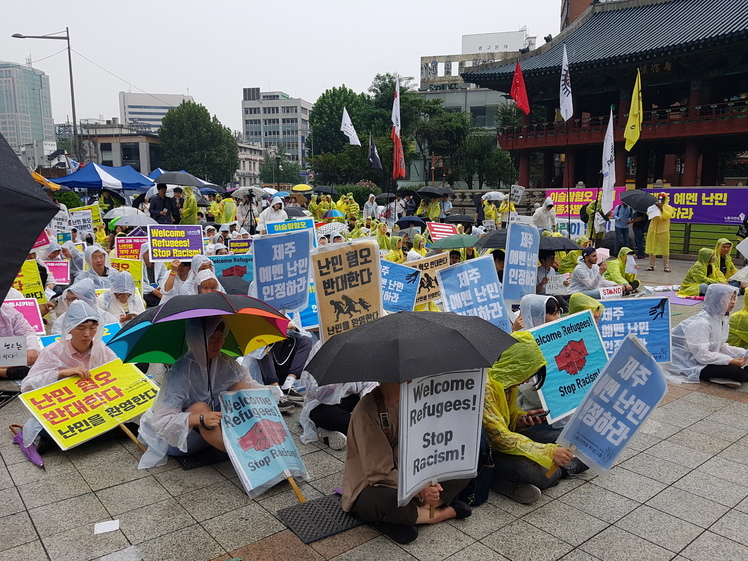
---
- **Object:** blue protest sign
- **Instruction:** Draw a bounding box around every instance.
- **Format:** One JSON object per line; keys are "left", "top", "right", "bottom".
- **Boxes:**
{"left": 436, "top": 256, "right": 511, "bottom": 332}
{"left": 221, "top": 388, "right": 309, "bottom": 498}
{"left": 529, "top": 310, "right": 608, "bottom": 424}
{"left": 253, "top": 230, "right": 311, "bottom": 311}
{"left": 503, "top": 222, "right": 540, "bottom": 301}
{"left": 266, "top": 217, "right": 317, "bottom": 247}
{"left": 209, "top": 254, "right": 254, "bottom": 284}
{"left": 40, "top": 323, "right": 120, "bottom": 348}
{"left": 380, "top": 260, "right": 420, "bottom": 313}
{"left": 558, "top": 334, "right": 667, "bottom": 473}
{"left": 598, "top": 298, "right": 672, "bottom": 362}
{"left": 298, "top": 280, "right": 319, "bottom": 330}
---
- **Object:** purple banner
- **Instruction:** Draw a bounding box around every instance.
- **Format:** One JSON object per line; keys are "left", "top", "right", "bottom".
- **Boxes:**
{"left": 650, "top": 188, "right": 748, "bottom": 224}
{"left": 147, "top": 225, "right": 205, "bottom": 262}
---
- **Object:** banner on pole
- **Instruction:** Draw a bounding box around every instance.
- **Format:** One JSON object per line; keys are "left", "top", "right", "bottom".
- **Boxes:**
{"left": 69, "top": 204, "right": 103, "bottom": 227}
{"left": 380, "top": 260, "right": 420, "bottom": 313}
{"left": 509, "top": 184, "right": 525, "bottom": 205}
{"left": 426, "top": 223, "right": 458, "bottom": 242}
{"left": 69, "top": 209, "right": 93, "bottom": 233}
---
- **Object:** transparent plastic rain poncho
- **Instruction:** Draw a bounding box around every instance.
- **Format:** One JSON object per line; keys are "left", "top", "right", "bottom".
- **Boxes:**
{"left": 52, "top": 279, "right": 119, "bottom": 335}
{"left": 137, "top": 317, "right": 263, "bottom": 468}
{"left": 180, "top": 255, "right": 225, "bottom": 296}
{"left": 0, "top": 303, "right": 41, "bottom": 352}
{"left": 139, "top": 242, "right": 168, "bottom": 295}
{"left": 62, "top": 241, "right": 85, "bottom": 280}
{"left": 664, "top": 284, "right": 746, "bottom": 383}
{"left": 75, "top": 245, "right": 120, "bottom": 288}
{"left": 97, "top": 271, "right": 145, "bottom": 324}
{"left": 519, "top": 294, "right": 554, "bottom": 330}
{"left": 42, "top": 241, "right": 64, "bottom": 260}
{"left": 22, "top": 300, "right": 116, "bottom": 446}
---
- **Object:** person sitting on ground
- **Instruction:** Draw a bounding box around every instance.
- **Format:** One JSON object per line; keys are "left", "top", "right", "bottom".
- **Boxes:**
{"left": 557, "top": 236, "right": 591, "bottom": 274}
{"left": 677, "top": 247, "right": 726, "bottom": 297}
{"left": 728, "top": 294, "right": 748, "bottom": 349}
{"left": 536, "top": 250, "right": 569, "bottom": 312}
{"left": 568, "top": 246, "right": 618, "bottom": 299}
{"left": 51, "top": 279, "right": 119, "bottom": 334}
{"left": 161, "top": 260, "right": 191, "bottom": 304}
{"left": 253, "top": 321, "right": 312, "bottom": 408}
{"left": 140, "top": 243, "right": 168, "bottom": 308}
{"left": 568, "top": 292, "right": 605, "bottom": 323}
{"left": 0, "top": 302, "right": 40, "bottom": 380}
{"left": 196, "top": 269, "right": 222, "bottom": 294}
{"left": 97, "top": 271, "right": 145, "bottom": 326}
{"left": 181, "top": 255, "right": 225, "bottom": 296}
{"left": 213, "top": 243, "right": 230, "bottom": 256}
{"left": 665, "top": 284, "right": 748, "bottom": 389}
{"left": 75, "top": 245, "right": 120, "bottom": 288}
{"left": 384, "top": 237, "right": 406, "bottom": 264}
{"left": 407, "top": 234, "right": 428, "bottom": 261}
{"left": 61, "top": 241, "right": 85, "bottom": 283}
{"left": 342, "top": 381, "right": 472, "bottom": 544}
{"left": 714, "top": 238, "right": 745, "bottom": 292}
{"left": 449, "top": 249, "right": 461, "bottom": 265}
{"left": 493, "top": 249, "right": 506, "bottom": 283}
{"left": 603, "top": 247, "right": 640, "bottom": 295}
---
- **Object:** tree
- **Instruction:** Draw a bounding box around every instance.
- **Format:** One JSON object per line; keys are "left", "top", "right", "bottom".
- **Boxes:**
{"left": 414, "top": 111, "right": 473, "bottom": 183}
{"left": 159, "top": 101, "right": 239, "bottom": 185}
{"left": 259, "top": 152, "right": 302, "bottom": 185}
{"left": 307, "top": 85, "right": 369, "bottom": 155}
{"left": 456, "top": 133, "right": 517, "bottom": 189}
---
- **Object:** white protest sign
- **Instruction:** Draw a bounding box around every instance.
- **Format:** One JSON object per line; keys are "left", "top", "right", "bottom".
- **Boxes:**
{"left": 545, "top": 274, "right": 569, "bottom": 295}
{"left": 647, "top": 204, "right": 661, "bottom": 219}
{"left": 625, "top": 255, "right": 638, "bottom": 275}
{"left": 509, "top": 184, "right": 525, "bottom": 204}
{"left": 736, "top": 238, "right": 748, "bottom": 263}
{"left": 398, "top": 369, "right": 486, "bottom": 506}
{"left": 482, "top": 219, "right": 496, "bottom": 232}
{"left": 600, "top": 285, "right": 623, "bottom": 300}
{"left": 70, "top": 209, "right": 93, "bottom": 232}
{"left": 510, "top": 214, "right": 534, "bottom": 226}
{"left": 594, "top": 213, "right": 607, "bottom": 234}
{"left": 0, "top": 337, "right": 26, "bottom": 367}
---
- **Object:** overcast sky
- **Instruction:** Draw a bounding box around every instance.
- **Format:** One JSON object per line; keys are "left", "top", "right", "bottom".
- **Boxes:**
{"left": 3, "top": 0, "right": 561, "bottom": 133}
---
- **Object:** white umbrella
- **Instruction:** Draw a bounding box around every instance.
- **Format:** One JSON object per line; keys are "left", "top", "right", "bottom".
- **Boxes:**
{"left": 117, "top": 214, "right": 158, "bottom": 227}
{"left": 233, "top": 186, "right": 267, "bottom": 199}
{"left": 316, "top": 222, "right": 349, "bottom": 236}
{"left": 103, "top": 207, "right": 145, "bottom": 219}
{"left": 482, "top": 191, "right": 505, "bottom": 201}
{"left": 263, "top": 187, "right": 278, "bottom": 196}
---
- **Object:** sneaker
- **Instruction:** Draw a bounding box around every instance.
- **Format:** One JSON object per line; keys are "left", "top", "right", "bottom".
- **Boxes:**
{"left": 376, "top": 522, "right": 419, "bottom": 544}
{"left": 492, "top": 480, "right": 542, "bottom": 504}
{"left": 278, "top": 397, "right": 295, "bottom": 415}
{"left": 317, "top": 428, "right": 347, "bottom": 450}
{"left": 284, "top": 387, "right": 305, "bottom": 404}
{"left": 710, "top": 378, "right": 742, "bottom": 389}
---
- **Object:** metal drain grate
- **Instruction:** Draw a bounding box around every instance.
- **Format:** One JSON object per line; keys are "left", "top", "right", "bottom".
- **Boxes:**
{"left": 277, "top": 495, "right": 364, "bottom": 543}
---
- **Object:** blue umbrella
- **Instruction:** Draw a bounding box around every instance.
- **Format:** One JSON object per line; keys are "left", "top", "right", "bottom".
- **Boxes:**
{"left": 323, "top": 209, "right": 345, "bottom": 219}
{"left": 201, "top": 187, "right": 218, "bottom": 195}
{"left": 275, "top": 191, "right": 290, "bottom": 198}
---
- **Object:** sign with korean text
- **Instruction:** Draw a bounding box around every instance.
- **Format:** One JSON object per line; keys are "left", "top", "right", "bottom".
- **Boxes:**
{"left": 44, "top": 261, "right": 70, "bottom": 285}
{"left": 398, "top": 370, "right": 486, "bottom": 506}
{"left": 529, "top": 310, "right": 608, "bottom": 424}
{"left": 115, "top": 236, "right": 147, "bottom": 260}
{"left": 312, "top": 239, "right": 381, "bottom": 342}
{"left": 649, "top": 188, "right": 748, "bottom": 224}
{"left": 482, "top": 219, "right": 496, "bottom": 232}
{"left": 427, "top": 222, "right": 458, "bottom": 241}
{"left": 32, "top": 230, "right": 51, "bottom": 250}
{"left": 253, "top": 230, "right": 311, "bottom": 311}
{"left": 0, "top": 337, "right": 26, "bottom": 367}
{"left": 40, "top": 323, "right": 120, "bottom": 348}
{"left": 266, "top": 217, "right": 316, "bottom": 239}
{"left": 221, "top": 388, "right": 309, "bottom": 499}
{"left": 210, "top": 254, "right": 254, "bottom": 284}
{"left": 437, "top": 256, "right": 511, "bottom": 332}
{"left": 598, "top": 298, "right": 671, "bottom": 362}
{"left": 228, "top": 239, "right": 252, "bottom": 254}
{"left": 545, "top": 274, "right": 570, "bottom": 295}
{"left": 4, "top": 299, "right": 45, "bottom": 334}
{"left": 503, "top": 222, "right": 540, "bottom": 301}
{"left": 69, "top": 209, "right": 93, "bottom": 232}
{"left": 12, "top": 260, "right": 47, "bottom": 304}
{"left": 57, "top": 231, "right": 72, "bottom": 245}
{"left": 51, "top": 211, "right": 70, "bottom": 235}
{"left": 70, "top": 204, "right": 103, "bottom": 227}
{"left": 405, "top": 253, "right": 450, "bottom": 305}
{"left": 509, "top": 184, "right": 525, "bottom": 205}
{"left": 547, "top": 188, "right": 625, "bottom": 219}
{"left": 380, "top": 260, "right": 421, "bottom": 313}
{"left": 20, "top": 359, "right": 159, "bottom": 450}
{"left": 110, "top": 259, "right": 143, "bottom": 296}
{"left": 298, "top": 281, "right": 319, "bottom": 330}
{"left": 558, "top": 335, "right": 667, "bottom": 474}
{"left": 599, "top": 285, "right": 623, "bottom": 300}
{"left": 147, "top": 225, "right": 204, "bottom": 262}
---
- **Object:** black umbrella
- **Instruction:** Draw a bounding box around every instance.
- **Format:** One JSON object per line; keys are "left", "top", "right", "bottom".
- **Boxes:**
{"left": 196, "top": 196, "right": 210, "bottom": 207}
{"left": 285, "top": 207, "right": 309, "bottom": 218}
{"left": 306, "top": 311, "right": 517, "bottom": 385}
{"left": 102, "top": 188, "right": 126, "bottom": 204}
{"left": 538, "top": 236, "right": 582, "bottom": 251}
{"left": 152, "top": 171, "right": 205, "bottom": 187}
{"left": 313, "top": 185, "right": 338, "bottom": 196}
{"left": 0, "top": 134, "right": 58, "bottom": 301}
{"left": 393, "top": 227, "right": 419, "bottom": 240}
{"left": 439, "top": 187, "right": 454, "bottom": 195}
{"left": 218, "top": 275, "right": 251, "bottom": 296}
{"left": 418, "top": 186, "right": 443, "bottom": 198}
{"left": 376, "top": 193, "right": 396, "bottom": 201}
{"left": 445, "top": 214, "right": 474, "bottom": 225}
{"left": 619, "top": 190, "right": 658, "bottom": 213}
{"left": 474, "top": 229, "right": 508, "bottom": 252}
{"left": 395, "top": 216, "right": 426, "bottom": 229}
{"left": 399, "top": 189, "right": 417, "bottom": 197}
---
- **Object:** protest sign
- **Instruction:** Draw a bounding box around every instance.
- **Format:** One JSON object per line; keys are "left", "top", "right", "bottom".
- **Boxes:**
{"left": 509, "top": 184, "right": 525, "bottom": 204}
{"left": 57, "top": 231, "right": 72, "bottom": 245}
{"left": 69, "top": 204, "right": 103, "bottom": 227}
{"left": 40, "top": 322, "right": 120, "bottom": 348}
{"left": 312, "top": 239, "right": 381, "bottom": 341}
{"left": 32, "top": 230, "right": 51, "bottom": 250}
{"left": 266, "top": 217, "right": 316, "bottom": 247}
{"left": 503, "top": 222, "right": 540, "bottom": 301}
{"left": 228, "top": 238, "right": 252, "bottom": 254}
{"left": 70, "top": 209, "right": 93, "bottom": 233}
{"left": 110, "top": 259, "right": 143, "bottom": 295}
{"left": 221, "top": 388, "right": 309, "bottom": 499}
{"left": 380, "top": 260, "right": 421, "bottom": 313}
{"left": 545, "top": 274, "right": 569, "bottom": 295}
{"left": 147, "top": 225, "right": 204, "bottom": 262}
{"left": 481, "top": 219, "right": 496, "bottom": 232}
{"left": 44, "top": 261, "right": 71, "bottom": 285}
{"left": 648, "top": 187, "right": 748, "bottom": 224}
{"left": 298, "top": 281, "right": 319, "bottom": 330}
{"left": 115, "top": 237, "right": 147, "bottom": 260}
{"left": 598, "top": 298, "right": 671, "bottom": 362}
{"left": 529, "top": 310, "right": 608, "bottom": 424}
{"left": 398, "top": 369, "right": 486, "bottom": 506}
{"left": 253, "top": 230, "right": 311, "bottom": 311}
{"left": 405, "top": 253, "right": 450, "bottom": 306}
{"left": 12, "top": 260, "right": 47, "bottom": 304}
{"left": 0, "top": 337, "right": 26, "bottom": 367}
{"left": 427, "top": 222, "right": 458, "bottom": 241}
{"left": 599, "top": 285, "right": 623, "bottom": 300}
{"left": 129, "top": 227, "right": 146, "bottom": 237}
{"left": 75, "top": 242, "right": 86, "bottom": 253}
{"left": 437, "top": 256, "right": 511, "bottom": 332}
{"left": 547, "top": 187, "right": 625, "bottom": 219}
{"left": 210, "top": 254, "right": 254, "bottom": 284}
{"left": 625, "top": 256, "right": 637, "bottom": 275}
{"left": 4, "top": 299, "right": 45, "bottom": 334}
{"left": 20, "top": 359, "right": 159, "bottom": 450}
{"left": 51, "top": 211, "right": 70, "bottom": 235}
{"left": 558, "top": 334, "right": 667, "bottom": 474}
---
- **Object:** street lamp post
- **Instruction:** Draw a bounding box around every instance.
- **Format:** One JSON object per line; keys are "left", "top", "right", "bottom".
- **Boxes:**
{"left": 275, "top": 155, "right": 282, "bottom": 190}
{"left": 12, "top": 27, "right": 79, "bottom": 160}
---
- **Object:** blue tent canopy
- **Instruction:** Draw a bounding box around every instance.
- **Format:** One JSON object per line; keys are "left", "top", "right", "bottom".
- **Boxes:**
{"left": 147, "top": 167, "right": 170, "bottom": 180}
{"left": 56, "top": 163, "right": 154, "bottom": 190}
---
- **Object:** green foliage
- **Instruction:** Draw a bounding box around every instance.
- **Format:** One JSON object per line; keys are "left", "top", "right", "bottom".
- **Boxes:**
{"left": 158, "top": 101, "right": 239, "bottom": 185}
{"left": 456, "top": 133, "right": 517, "bottom": 189}
{"left": 54, "top": 190, "right": 83, "bottom": 209}
{"left": 338, "top": 180, "right": 382, "bottom": 207}
{"left": 259, "top": 153, "right": 302, "bottom": 184}
{"left": 308, "top": 85, "right": 369, "bottom": 155}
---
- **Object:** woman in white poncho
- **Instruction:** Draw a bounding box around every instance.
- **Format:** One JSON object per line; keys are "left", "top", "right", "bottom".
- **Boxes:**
{"left": 257, "top": 196, "right": 287, "bottom": 233}
{"left": 97, "top": 271, "right": 145, "bottom": 326}
{"left": 75, "top": 245, "right": 120, "bottom": 288}
{"left": 51, "top": 279, "right": 119, "bottom": 335}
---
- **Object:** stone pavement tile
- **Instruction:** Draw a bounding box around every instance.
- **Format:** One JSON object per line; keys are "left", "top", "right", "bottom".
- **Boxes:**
{"left": 219, "top": 529, "right": 323, "bottom": 561}
{"left": 42, "top": 528, "right": 130, "bottom": 561}
{"left": 638, "top": 417, "right": 682, "bottom": 439}
{"left": 707, "top": 410, "right": 748, "bottom": 432}
{"left": 654, "top": 401, "right": 714, "bottom": 428}
{"left": 309, "top": 525, "right": 379, "bottom": 559}
{"left": 699, "top": 384, "right": 748, "bottom": 405}
{"left": 291, "top": 431, "right": 323, "bottom": 456}
{"left": 618, "top": 451, "right": 692, "bottom": 485}
{"left": 7, "top": 451, "right": 78, "bottom": 485}
{"left": 200, "top": 503, "right": 285, "bottom": 551}
{"left": 522, "top": 500, "right": 609, "bottom": 547}
{"left": 0, "top": 511, "right": 39, "bottom": 553}
{"left": 709, "top": 509, "right": 748, "bottom": 546}
{"left": 0, "top": 486, "right": 24, "bottom": 518}
{"left": 297, "top": 450, "right": 345, "bottom": 481}
{"left": 625, "top": 431, "right": 661, "bottom": 452}
{"left": 481, "top": 519, "right": 573, "bottom": 561}
{"left": 64, "top": 440, "right": 132, "bottom": 470}
{"left": 446, "top": 500, "right": 516, "bottom": 540}
{"left": 696, "top": 456, "right": 748, "bottom": 488}
{"left": 558, "top": 550, "right": 602, "bottom": 561}
{"left": 29, "top": 491, "right": 109, "bottom": 538}
{"left": 118, "top": 497, "right": 197, "bottom": 544}
{"left": 646, "top": 487, "right": 729, "bottom": 528}
{"left": 144, "top": 455, "right": 181, "bottom": 476}
{"left": 100, "top": 545, "right": 145, "bottom": 561}
{"left": 579, "top": 526, "right": 673, "bottom": 561}
{"left": 673, "top": 469, "right": 748, "bottom": 508}
{"left": 487, "top": 488, "right": 554, "bottom": 516}
{"left": 256, "top": 482, "right": 324, "bottom": 519}
{"left": 176, "top": 479, "right": 254, "bottom": 522}
{"left": 79, "top": 455, "right": 149, "bottom": 491}
{"left": 541, "top": 476, "right": 587, "bottom": 499}
{"left": 210, "top": 459, "right": 237, "bottom": 478}
{"left": 615, "top": 504, "right": 703, "bottom": 552}
{"left": 154, "top": 465, "right": 226, "bottom": 496}
{"left": 558, "top": 483, "right": 639, "bottom": 524}
{"left": 735, "top": 494, "right": 748, "bottom": 514}
{"left": 588, "top": 467, "right": 666, "bottom": 503}
{"left": 1, "top": 539, "right": 50, "bottom": 560}
{"left": 307, "top": 471, "right": 344, "bottom": 496}
{"left": 400, "top": 521, "right": 475, "bottom": 561}
{"left": 96, "top": 475, "right": 171, "bottom": 516}
{"left": 668, "top": 430, "right": 734, "bottom": 456}
{"left": 681, "top": 530, "right": 748, "bottom": 561}
{"left": 328, "top": 535, "right": 418, "bottom": 560}
{"left": 679, "top": 391, "right": 734, "bottom": 411}
{"left": 645, "top": 440, "right": 713, "bottom": 469}
{"left": 135, "top": 524, "right": 225, "bottom": 561}
{"left": 443, "top": 541, "right": 509, "bottom": 561}
{"left": 16, "top": 469, "right": 92, "bottom": 509}
{"left": 687, "top": 418, "right": 747, "bottom": 444}
{"left": 717, "top": 442, "right": 748, "bottom": 465}
{"left": 0, "top": 462, "right": 15, "bottom": 491}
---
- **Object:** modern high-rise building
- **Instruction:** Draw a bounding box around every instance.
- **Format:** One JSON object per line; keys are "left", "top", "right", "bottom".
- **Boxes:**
{"left": 241, "top": 88, "right": 312, "bottom": 165}
{"left": 0, "top": 61, "right": 55, "bottom": 153}
{"left": 118, "top": 92, "right": 194, "bottom": 130}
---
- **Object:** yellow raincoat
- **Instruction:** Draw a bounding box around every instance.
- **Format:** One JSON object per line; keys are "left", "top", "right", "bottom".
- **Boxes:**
{"left": 308, "top": 195, "right": 320, "bottom": 220}
{"left": 677, "top": 248, "right": 724, "bottom": 297}
{"left": 222, "top": 197, "right": 236, "bottom": 223}
{"left": 498, "top": 200, "right": 515, "bottom": 224}
{"left": 728, "top": 295, "right": 748, "bottom": 348}
{"left": 714, "top": 238, "right": 737, "bottom": 282}
{"left": 209, "top": 196, "right": 224, "bottom": 224}
{"left": 483, "top": 200, "right": 499, "bottom": 222}
{"left": 181, "top": 186, "right": 198, "bottom": 225}
{"left": 376, "top": 223, "right": 390, "bottom": 250}
{"left": 569, "top": 293, "right": 605, "bottom": 317}
{"left": 412, "top": 234, "right": 427, "bottom": 257}
{"left": 645, "top": 193, "right": 674, "bottom": 256}
{"left": 604, "top": 247, "right": 638, "bottom": 286}
{"left": 384, "top": 237, "right": 406, "bottom": 264}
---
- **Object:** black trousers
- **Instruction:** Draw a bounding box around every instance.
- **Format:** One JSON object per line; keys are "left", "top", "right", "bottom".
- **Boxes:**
{"left": 700, "top": 363, "right": 748, "bottom": 383}
{"left": 309, "top": 395, "right": 359, "bottom": 434}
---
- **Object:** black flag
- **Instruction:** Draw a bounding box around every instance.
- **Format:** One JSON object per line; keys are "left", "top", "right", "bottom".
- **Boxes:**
{"left": 368, "top": 132, "right": 383, "bottom": 172}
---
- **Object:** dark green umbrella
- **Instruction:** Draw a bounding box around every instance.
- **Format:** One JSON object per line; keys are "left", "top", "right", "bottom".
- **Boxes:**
{"left": 429, "top": 234, "right": 480, "bottom": 250}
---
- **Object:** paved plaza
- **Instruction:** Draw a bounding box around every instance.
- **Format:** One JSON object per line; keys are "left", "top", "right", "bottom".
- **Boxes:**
{"left": 3, "top": 259, "right": 748, "bottom": 561}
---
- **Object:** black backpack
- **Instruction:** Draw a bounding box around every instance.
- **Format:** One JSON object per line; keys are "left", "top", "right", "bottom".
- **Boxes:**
{"left": 579, "top": 203, "right": 589, "bottom": 223}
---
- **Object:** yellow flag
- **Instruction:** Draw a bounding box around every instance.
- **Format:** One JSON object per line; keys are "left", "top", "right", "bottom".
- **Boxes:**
{"left": 624, "top": 70, "right": 643, "bottom": 151}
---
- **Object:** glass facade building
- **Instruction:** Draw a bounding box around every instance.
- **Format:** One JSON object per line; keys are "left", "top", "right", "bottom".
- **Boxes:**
{"left": 0, "top": 62, "right": 55, "bottom": 152}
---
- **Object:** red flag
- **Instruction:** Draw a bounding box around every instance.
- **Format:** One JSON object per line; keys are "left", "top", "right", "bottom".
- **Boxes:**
{"left": 391, "top": 77, "right": 406, "bottom": 179}
{"left": 510, "top": 62, "right": 531, "bottom": 115}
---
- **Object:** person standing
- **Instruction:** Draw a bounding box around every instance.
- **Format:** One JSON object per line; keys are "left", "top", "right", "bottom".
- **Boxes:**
{"left": 363, "top": 194, "right": 378, "bottom": 220}
{"left": 149, "top": 184, "right": 177, "bottom": 224}
{"left": 532, "top": 198, "right": 556, "bottom": 233}
{"left": 645, "top": 193, "right": 674, "bottom": 272}
{"left": 171, "top": 187, "right": 184, "bottom": 223}
{"left": 612, "top": 202, "right": 632, "bottom": 257}
{"left": 630, "top": 209, "right": 648, "bottom": 259}
{"left": 180, "top": 186, "right": 198, "bottom": 225}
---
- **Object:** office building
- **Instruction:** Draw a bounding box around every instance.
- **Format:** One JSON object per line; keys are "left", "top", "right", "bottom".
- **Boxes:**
{"left": 119, "top": 92, "right": 194, "bottom": 130}
{"left": 0, "top": 61, "right": 55, "bottom": 152}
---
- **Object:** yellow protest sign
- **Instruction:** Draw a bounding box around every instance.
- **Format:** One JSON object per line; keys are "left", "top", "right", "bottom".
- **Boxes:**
{"left": 405, "top": 253, "right": 450, "bottom": 305}
{"left": 69, "top": 204, "right": 103, "bottom": 227}
{"left": 12, "top": 259, "right": 47, "bottom": 305}
{"left": 110, "top": 258, "right": 143, "bottom": 295}
{"left": 20, "top": 359, "right": 159, "bottom": 450}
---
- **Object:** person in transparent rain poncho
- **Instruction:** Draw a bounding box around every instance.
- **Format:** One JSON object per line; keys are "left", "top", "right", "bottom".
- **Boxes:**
{"left": 180, "top": 255, "right": 226, "bottom": 296}
{"left": 74, "top": 245, "right": 120, "bottom": 289}
{"left": 97, "top": 271, "right": 145, "bottom": 326}
{"left": 51, "top": 278, "right": 119, "bottom": 335}
{"left": 61, "top": 241, "right": 85, "bottom": 283}
{"left": 137, "top": 317, "right": 271, "bottom": 468}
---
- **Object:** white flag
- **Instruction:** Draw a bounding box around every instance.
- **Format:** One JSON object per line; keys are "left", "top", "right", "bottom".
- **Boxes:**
{"left": 559, "top": 45, "right": 573, "bottom": 122}
{"left": 391, "top": 77, "right": 401, "bottom": 137}
{"left": 601, "top": 107, "right": 616, "bottom": 214}
{"left": 340, "top": 107, "right": 361, "bottom": 147}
